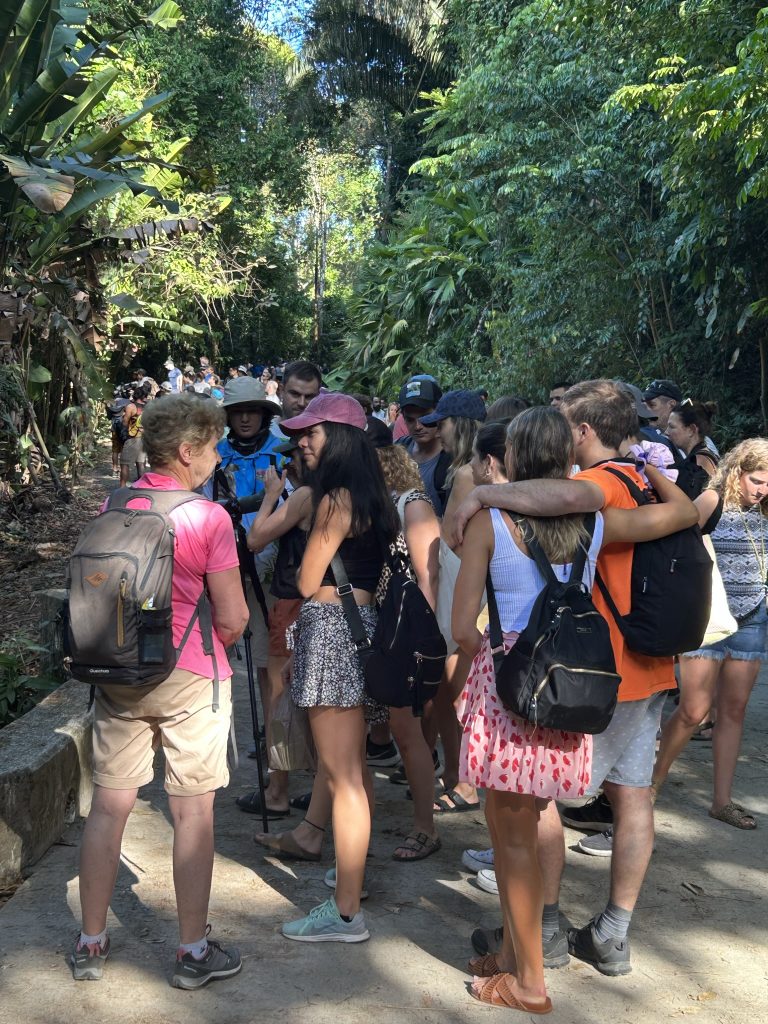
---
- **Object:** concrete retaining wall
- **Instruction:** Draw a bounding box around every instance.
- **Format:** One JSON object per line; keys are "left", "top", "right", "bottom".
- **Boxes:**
{"left": 0, "top": 679, "right": 92, "bottom": 887}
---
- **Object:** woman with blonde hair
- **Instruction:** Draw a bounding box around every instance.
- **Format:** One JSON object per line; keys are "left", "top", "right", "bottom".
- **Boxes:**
{"left": 368, "top": 419, "right": 442, "bottom": 858}
{"left": 653, "top": 437, "right": 768, "bottom": 828}
{"left": 419, "top": 389, "right": 487, "bottom": 812}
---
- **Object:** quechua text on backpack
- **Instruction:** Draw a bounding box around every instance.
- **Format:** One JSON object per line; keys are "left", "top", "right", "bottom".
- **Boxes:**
{"left": 65, "top": 487, "right": 218, "bottom": 696}
{"left": 594, "top": 465, "right": 712, "bottom": 657}
{"left": 487, "top": 512, "right": 620, "bottom": 734}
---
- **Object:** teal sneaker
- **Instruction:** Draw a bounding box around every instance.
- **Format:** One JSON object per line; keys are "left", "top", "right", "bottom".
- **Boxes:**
{"left": 323, "top": 866, "right": 369, "bottom": 900}
{"left": 282, "top": 897, "right": 369, "bottom": 943}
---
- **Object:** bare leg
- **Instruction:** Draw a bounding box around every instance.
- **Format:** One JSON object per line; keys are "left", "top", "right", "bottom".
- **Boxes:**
{"left": 78, "top": 786, "right": 137, "bottom": 934}
{"left": 712, "top": 657, "right": 762, "bottom": 812}
{"left": 255, "top": 766, "right": 331, "bottom": 855}
{"left": 369, "top": 722, "right": 392, "bottom": 745}
{"left": 309, "top": 706, "right": 369, "bottom": 917}
{"left": 389, "top": 706, "right": 437, "bottom": 851}
{"left": 538, "top": 798, "right": 565, "bottom": 905}
{"left": 653, "top": 656, "right": 721, "bottom": 789}
{"left": 602, "top": 782, "right": 654, "bottom": 912}
{"left": 168, "top": 791, "right": 216, "bottom": 944}
{"left": 484, "top": 790, "right": 548, "bottom": 1006}
{"left": 435, "top": 650, "right": 477, "bottom": 805}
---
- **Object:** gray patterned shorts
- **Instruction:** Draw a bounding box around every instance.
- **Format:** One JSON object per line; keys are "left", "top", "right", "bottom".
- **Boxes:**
{"left": 290, "top": 601, "right": 387, "bottom": 722}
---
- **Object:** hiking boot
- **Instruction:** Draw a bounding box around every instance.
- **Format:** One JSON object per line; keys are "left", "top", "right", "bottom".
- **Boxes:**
{"left": 282, "top": 897, "right": 370, "bottom": 943}
{"left": 560, "top": 793, "right": 613, "bottom": 832}
{"left": 476, "top": 868, "right": 498, "bottom": 895}
{"left": 172, "top": 938, "right": 242, "bottom": 989}
{"left": 576, "top": 828, "right": 614, "bottom": 857}
{"left": 366, "top": 739, "right": 401, "bottom": 768}
{"left": 462, "top": 847, "right": 495, "bottom": 873}
{"left": 567, "top": 920, "right": 631, "bottom": 976}
{"left": 71, "top": 935, "right": 111, "bottom": 981}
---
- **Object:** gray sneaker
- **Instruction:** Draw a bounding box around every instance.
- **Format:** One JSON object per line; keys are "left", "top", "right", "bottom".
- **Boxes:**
{"left": 71, "top": 935, "right": 110, "bottom": 981}
{"left": 567, "top": 919, "right": 631, "bottom": 976}
{"left": 323, "top": 866, "right": 369, "bottom": 900}
{"left": 471, "top": 920, "right": 570, "bottom": 969}
{"left": 172, "top": 939, "right": 242, "bottom": 989}
{"left": 282, "top": 897, "right": 369, "bottom": 943}
{"left": 576, "top": 828, "right": 614, "bottom": 857}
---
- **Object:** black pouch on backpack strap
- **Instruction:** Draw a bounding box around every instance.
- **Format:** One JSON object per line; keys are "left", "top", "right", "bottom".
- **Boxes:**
{"left": 487, "top": 513, "right": 620, "bottom": 735}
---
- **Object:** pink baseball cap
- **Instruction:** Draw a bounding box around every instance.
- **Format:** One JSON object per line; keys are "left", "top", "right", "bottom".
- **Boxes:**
{"left": 279, "top": 392, "right": 367, "bottom": 433}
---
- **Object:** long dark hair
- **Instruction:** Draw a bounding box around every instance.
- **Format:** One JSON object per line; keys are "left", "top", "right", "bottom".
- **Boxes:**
{"left": 309, "top": 421, "right": 399, "bottom": 550}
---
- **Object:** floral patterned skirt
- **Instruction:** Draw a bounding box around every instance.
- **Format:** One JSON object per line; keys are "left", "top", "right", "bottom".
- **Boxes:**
{"left": 456, "top": 630, "right": 592, "bottom": 799}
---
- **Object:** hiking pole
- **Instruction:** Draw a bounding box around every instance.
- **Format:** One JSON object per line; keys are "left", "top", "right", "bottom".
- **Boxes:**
{"left": 240, "top": 619, "right": 269, "bottom": 835}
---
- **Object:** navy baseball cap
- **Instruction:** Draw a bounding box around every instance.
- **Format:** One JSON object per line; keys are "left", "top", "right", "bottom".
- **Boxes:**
{"left": 398, "top": 376, "right": 442, "bottom": 410}
{"left": 643, "top": 379, "right": 683, "bottom": 403}
{"left": 420, "top": 389, "right": 488, "bottom": 425}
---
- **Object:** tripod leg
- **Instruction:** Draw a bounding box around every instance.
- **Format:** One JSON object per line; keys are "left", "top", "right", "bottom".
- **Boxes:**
{"left": 242, "top": 625, "right": 269, "bottom": 833}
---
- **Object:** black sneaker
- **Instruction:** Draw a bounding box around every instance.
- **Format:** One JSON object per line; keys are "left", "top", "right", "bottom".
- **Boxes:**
{"left": 560, "top": 793, "right": 613, "bottom": 832}
{"left": 389, "top": 749, "right": 441, "bottom": 785}
{"left": 366, "top": 739, "right": 401, "bottom": 768}
{"left": 172, "top": 938, "right": 242, "bottom": 989}
{"left": 470, "top": 924, "right": 570, "bottom": 968}
{"left": 567, "top": 920, "right": 631, "bottom": 976}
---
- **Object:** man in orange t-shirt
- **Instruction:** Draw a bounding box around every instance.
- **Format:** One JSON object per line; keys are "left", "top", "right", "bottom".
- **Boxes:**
{"left": 454, "top": 379, "right": 696, "bottom": 977}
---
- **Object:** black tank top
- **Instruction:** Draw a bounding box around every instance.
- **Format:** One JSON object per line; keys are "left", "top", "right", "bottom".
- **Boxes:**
{"left": 320, "top": 527, "right": 384, "bottom": 592}
{"left": 270, "top": 524, "right": 308, "bottom": 600}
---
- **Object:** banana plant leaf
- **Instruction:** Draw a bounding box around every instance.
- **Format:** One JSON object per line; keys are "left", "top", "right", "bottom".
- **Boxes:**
{"left": 0, "top": 152, "right": 74, "bottom": 211}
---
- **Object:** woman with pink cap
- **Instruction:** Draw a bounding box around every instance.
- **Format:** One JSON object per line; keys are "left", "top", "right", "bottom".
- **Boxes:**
{"left": 274, "top": 393, "right": 399, "bottom": 942}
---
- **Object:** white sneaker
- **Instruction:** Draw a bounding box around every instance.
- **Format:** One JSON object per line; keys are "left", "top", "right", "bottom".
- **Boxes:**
{"left": 476, "top": 868, "right": 498, "bottom": 895}
{"left": 462, "top": 848, "right": 495, "bottom": 873}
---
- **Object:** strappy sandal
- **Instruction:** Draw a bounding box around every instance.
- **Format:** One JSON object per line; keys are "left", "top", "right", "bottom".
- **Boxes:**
{"left": 470, "top": 974, "right": 552, "bottom": 1014}
{"left": 709, "top": 801, "right": 757, "bottom": 830}
{"left": 468, "top": 953, "right": 502, "bottom": 977}
{"left": 392, "top": 831, "right": 441, "bottom": 861}
{"left": 253, "top": 819, "right": 325, "bottom": 860}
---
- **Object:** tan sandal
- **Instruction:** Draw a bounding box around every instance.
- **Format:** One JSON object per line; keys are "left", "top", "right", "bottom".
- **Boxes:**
{"left": 709, "top": 801, "right": 757, "bottom": 830}
{"left": 253, "top": 828, "right": 322, "bottom": 860}
{"left": 392, "top": 831, "right": 441, "bottom": 861}
{"left": 470, "top": 973, "right": 552, "bottom": 1014}
{"left": 468, "top": 953, "right": 501, "bottom": 977}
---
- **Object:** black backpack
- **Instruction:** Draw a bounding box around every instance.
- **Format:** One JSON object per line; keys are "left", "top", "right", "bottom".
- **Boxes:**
{"left": 673, "top": 444, "right": 719, "bottom": 501}
{"left": 331, "top": 549, "right": 447, "bottom": 716}
{"left": 594, "top": 465, "right": 712, "bottom": 657}
{"left": 487, "top": 512, "right": 620, "bottom": 734}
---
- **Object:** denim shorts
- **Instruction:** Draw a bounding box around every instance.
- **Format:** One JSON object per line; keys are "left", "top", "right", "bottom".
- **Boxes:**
{"left": 683, "top": 600, "right": 768, "bottom": 663}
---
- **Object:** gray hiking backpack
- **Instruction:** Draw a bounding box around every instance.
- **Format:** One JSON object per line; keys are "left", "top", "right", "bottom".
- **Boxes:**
{"left": 65, "top": 487, "right": 219, "bottom": 699}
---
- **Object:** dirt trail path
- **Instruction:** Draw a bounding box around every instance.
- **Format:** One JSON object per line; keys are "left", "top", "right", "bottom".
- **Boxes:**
{"left": 0, "top": 658, "right": 765, "bottom": 1023}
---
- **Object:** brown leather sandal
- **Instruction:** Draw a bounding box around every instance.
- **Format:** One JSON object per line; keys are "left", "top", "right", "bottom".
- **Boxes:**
{"left": 253, "top": 826, "right": 322, "bottom": 861}
{"left": 470, "top": 974, "right": 552, "bottom": 1014}
{"left": 468, "top": 953, "right": 501, "bottom": 977}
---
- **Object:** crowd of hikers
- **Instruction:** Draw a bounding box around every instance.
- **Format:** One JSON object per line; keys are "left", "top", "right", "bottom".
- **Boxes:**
{"left": 67, "top": 360, "right": 767, "bottom": 1011}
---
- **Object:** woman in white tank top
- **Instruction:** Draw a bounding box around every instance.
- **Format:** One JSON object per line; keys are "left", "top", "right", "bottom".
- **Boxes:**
{"left": 452, "top": 407, "right": 693, "bottom": 1013}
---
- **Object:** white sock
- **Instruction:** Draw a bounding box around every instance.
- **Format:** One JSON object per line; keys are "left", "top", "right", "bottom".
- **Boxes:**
{"left": 79, "top": 928, "right": 107, "bottom": 948}
{"left": 179, "top": 936, "right": 208, "bottom": 960}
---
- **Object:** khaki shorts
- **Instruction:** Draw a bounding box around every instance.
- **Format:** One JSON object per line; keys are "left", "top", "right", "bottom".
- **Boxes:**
{"left": 245, "top": 579, "right": 275, "bottom": 668}
{"left": 119, "top": 436, "right": 145, "bottom": 467}
{"left": 92, "top": 670, "right": 232, "bottom": 796}
{"left": 268, "top": 597, "right": 303, "bottom": 659}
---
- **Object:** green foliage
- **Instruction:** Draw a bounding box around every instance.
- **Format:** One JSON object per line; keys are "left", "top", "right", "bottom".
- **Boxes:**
{"left": 0, "top": 636, "right": 59, "bottom": 729}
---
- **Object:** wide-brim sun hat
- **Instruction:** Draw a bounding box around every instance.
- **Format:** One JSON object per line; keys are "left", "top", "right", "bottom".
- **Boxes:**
{"left": 221, "top": 375, "right": 282, "bottom": 414}
{"left": 280, "top": 392, "right": 367, "bottom": 433}
{"left": 420, "top": 388, "right": 488, "bottom": 426}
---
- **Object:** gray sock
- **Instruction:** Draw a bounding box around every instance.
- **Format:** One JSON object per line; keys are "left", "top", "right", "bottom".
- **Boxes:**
{"left": 541, "top": 903, "right": 560, "bottom": 941}
{"left": 594, "top": 901, "right": 632, "bottom": 942}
